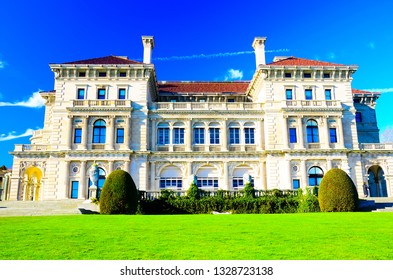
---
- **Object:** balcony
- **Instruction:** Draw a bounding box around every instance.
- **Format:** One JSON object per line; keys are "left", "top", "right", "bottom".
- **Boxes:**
{"left": 14, "top": 145, "right": 53, "bottom": 152}
{"left": 360, "top": 143, "right": 393, "bottom": 150}
{"left": 72, "top": 100, "right": 132, "bottom": 107}
{"left": 151, "top": 102, "right": 264, "bottom": 111}
{"left": 284, "top": 100, "right": 341, "bottom": 108}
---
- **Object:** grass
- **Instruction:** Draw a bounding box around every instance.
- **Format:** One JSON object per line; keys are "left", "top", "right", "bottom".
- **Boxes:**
{"left": 1, "top": 213, "right": 393, "bottom": 260}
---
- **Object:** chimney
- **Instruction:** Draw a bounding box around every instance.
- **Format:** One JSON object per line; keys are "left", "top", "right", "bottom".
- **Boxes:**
{"left": 252, "top": 37, "right": 267, "bottom": 68}
{"left": 142, "top": 36, "right": 155, "bottom": 64}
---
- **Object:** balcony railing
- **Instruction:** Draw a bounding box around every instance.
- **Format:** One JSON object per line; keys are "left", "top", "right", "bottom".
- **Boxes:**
{"left": 360, "top": 143, "right": 393, "bottom": 150}
{"left": 151, "top": 102, "right": 263, "bottom": 111}
{"left": 72, "top": 100, "right": 132, "bottom": 107}
{"left": 284, "top": 100, "right": 340, "bottom": 108}
{"left": 14, "top": 145, "right": 55, "bottom": 152}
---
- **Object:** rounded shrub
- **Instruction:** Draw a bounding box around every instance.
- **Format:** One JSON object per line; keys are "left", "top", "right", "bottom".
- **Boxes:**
{"left": 243, "top": 182, "right": 255, "bottom": 198}
{"left": 99, "top": 170, "right": 138, "bottom": 214}
{"left": 187, "top": 181, "right": 200, "bottom": 199}
{"left": 318, "top": 168, "right": 359, "bottom": 212}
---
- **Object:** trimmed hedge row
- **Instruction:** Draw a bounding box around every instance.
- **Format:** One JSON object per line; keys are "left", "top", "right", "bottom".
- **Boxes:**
{"left": 138, "top": 188, "right": 319, "bottom": 214}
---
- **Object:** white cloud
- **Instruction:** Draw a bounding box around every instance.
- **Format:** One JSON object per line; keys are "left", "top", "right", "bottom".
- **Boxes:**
{"left": 0, "top": 91, "right": 45, "bottom": 108}
{"left": 0, "top": 60, "right": 4, "bottom": 69}
{"left": 0, "top": 128, "right": 35, "bottom": 142}
{"left": 224, "top": 69, "right": 243, "bottom": 81}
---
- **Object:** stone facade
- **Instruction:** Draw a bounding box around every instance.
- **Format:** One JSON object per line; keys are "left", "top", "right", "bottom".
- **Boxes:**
{"left": 8, "top": 36, "right": 393, "bottom": 200}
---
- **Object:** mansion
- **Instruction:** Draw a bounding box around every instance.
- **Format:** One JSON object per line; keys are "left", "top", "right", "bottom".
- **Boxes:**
{"left": 5, "top": 36, "right": 393, "bottom": 201}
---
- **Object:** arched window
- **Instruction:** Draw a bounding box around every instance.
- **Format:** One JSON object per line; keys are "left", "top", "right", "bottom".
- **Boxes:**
{"left": 306, "top": 119, "right": 319, "bottom": 143}
{"left": 93, "top": 120, "right": 106, "bottom": 143}
{"left": 159, "top": 165, "right": 182, "bottom": 189}
{"left": 308, "top": 166, "right": 323, "bottom": 186}
{"left": 196, "top": 165, "right": 219, "bottom": 188}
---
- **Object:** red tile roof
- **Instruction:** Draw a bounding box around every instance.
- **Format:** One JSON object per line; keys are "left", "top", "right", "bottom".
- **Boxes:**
{"left": 268, "top": 56, "right": 346, "bottom": 67}
{"left": 158, "top": 82, "right": 249, "bottom": 94}
{"left": 60, "top": 55, "right": 142, "bottom": 65}
{"left": 352, "top": 89, "right": 380, "bottom": 95}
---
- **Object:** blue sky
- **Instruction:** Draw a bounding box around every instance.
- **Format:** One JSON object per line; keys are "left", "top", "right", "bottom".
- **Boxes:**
{"left": 1, "top": 0, "right": 393, "bottom": 168}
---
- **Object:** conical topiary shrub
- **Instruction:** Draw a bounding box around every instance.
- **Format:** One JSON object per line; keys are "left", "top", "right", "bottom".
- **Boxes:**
{"left": 99, "top": 170, "right": 138, "bottom": 214}
{"left": 318, "top": 168, "right": 359, "bottom": 212}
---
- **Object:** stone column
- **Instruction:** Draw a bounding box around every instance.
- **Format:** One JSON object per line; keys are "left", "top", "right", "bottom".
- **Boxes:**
{"left": 186, "top": 119, "right": 192, "bottom": 152}
{"left": 82, "top": 116, "right": 88, "bottom": 150}
{"left": 108, "top": 160, "right": 114, "bottom": 174}
{"left": 338, "top": 116, "right": 345, "bottom": 148}
{"left": 285, "top": 157, "right": 292, "bottom": 189}
{"left": 257, "top": 118, "right": 263, "bottom": 151}
{"left": 124, "top": 116, "right": 130, "bottom": 150}
{"left": 222, "top": 119, "right": 228, "bottom": 151}
{"left": 300, "top": 160, "right": 307, "bottom": 189}
{"left": 282, "top": 115, "right": 289, "bottom": 149}
{"left": 150, "top": 162, "right": 156, "bottom": 191}
{"left": 223, "top": 162, "right": 229, "bottom": 190}
{"left": 107, "top": 116, "right": 115, "bottom": 150}
{"left": 327, "top": 159, "right": 332, "bottom": 171}
{"left": 260, "top": 161, "right": 266, "bottom": 190}
{"left": 66, "top": 116, "right": 73, "bottom": 150}
{"left": 322, "top": 116, "right": 330, "bottom": 149}
{"left": 63, "top": 161, "right": 70, "bottom": 199}
{"left": 298, "top": 117, "right": 305, "bottom": 149}
{"left": 151, "top": 119, "right": 156, "bottom": 151}
{"left": 79, "top": 161, "right": 87, "bottom": 199}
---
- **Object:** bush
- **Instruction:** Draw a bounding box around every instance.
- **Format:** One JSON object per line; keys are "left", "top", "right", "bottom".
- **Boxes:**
{"left": 297, "top": 188, "right": 320, "bottom": 213}
{"left": 243, "top": 182, "right": 255, "bottom": 198}
{"left": 318, "top": 168, "right": 359, "bottom": 212}
{"left": 99, "top": 170, "right": 138, "bottom": 214}
{"left": 186, "top": 181, "right": 200, "bottom": 199}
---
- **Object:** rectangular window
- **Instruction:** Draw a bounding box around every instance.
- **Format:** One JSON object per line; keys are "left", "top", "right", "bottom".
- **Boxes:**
{"left": 71, "top": 181, "right": 79, "bottom": 199}
{"left": 289, "top": 128, "right": 297, "bottom": 143}
{"left": 193, "top": 128, "right": 205, "bottom": 144}
{"left": 158, "top": 128, "right": 170, "bottom": 145}
{"left": 227, "top": 99, "right": 235, "bottom": 103}
{"left": 97, "top": 89, "right": 106, "bottom": 99}
{"left": 330, "top": 128, "right": 337, "bottom": 143}
{"left": 293, "top": 179, "right": 300, "bottom": 190}
{"left": 197, "top": 177, "right": 219, "bottom": 188}
{"left": 173, "top": 128, "right": 185, "bottom": 144}
{"left": 355, "top": 112, "right": 362, "bottom": 123}
{"left": 229, "top": 128, "right": 240, "bottom": 144}
{"left": 98, "top": 71, "right": 106, "bottom": 77}
{"left": 244, "top": 128, "right": 255, "bottom": 144}
{"left": 74, "top": 128, "right": 82, "bottom": 144}
{"left": 305, "top": 89, "right": 313, "bottom": 100}
{"left": 285, "top": 72, "right": 292, "bottom": 78}
{"left": 77, "top": 89, "right": 85, "bottom": 99}
{"left": 209, "top": 128, "right": 220, "bottom": 144}
{"left": 286, "top": 89, "right": 293, "bottom": 100}
{"left": 78, "top": 71, "right": 86, "bottom": 77}
{"left": 323, "top": 73, "right": 330, "bottom": 78}
{"left": 160, "top": 178, "right": 182, "bottom": 189}
{"left": 119, "top": 71, "right": 127, "bottom": 77}
{"left": 303, "top": 73, "right": 312, "bottom": 78}
{"left": 118, "top": 88, "right": 126, "bottom": 100}
{"left": 116, "top": 128, "right": 124, "bottom": 143}
{"left": 325, "top": 89, "right": 332, "bottom": 100}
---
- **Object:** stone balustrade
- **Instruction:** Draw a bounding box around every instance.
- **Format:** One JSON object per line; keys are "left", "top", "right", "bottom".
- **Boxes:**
{"left": 72, "top": 100, "right": 132, "bottom": 107}
{"left": 284, "top": 100, "right": 340, "bottom": 108}
{"left": 151, "top": 102, "right": 264, "bottom": 111}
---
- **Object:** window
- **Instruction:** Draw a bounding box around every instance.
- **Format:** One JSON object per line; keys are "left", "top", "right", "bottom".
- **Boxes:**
{"left": 308, "top": 166, "right": 324, "bottom": 186}
{"left": 233, "top": 177, "right": 254, "bottom": 189}
{"left": 77, "top": 89, "right": 85, "bottom": 99}
{"left": 197, "top": 177, "right": 219, "bottom": 188}
{"left": 116, "top": 128, "right": 124, "bottom": 143}
{"left": 119, "top": 71, "right": 127, "bottom": 77}
{"left": 74, "top": 128, "right": 82, "bottom": 144}
{"left": 118, "top": 88, "right": 126, "bottom": 100}
{"left": 329, "top": 128, "right": 337, "bottom": 143}
{"left": 292, "top": 179, "right": 300, "bottom": 190}
{"left": 97, "top": 89, "right": 106, "bottom": 99}
{"left": 98, "top": 71, "right": 106, "bottom": 77}
{"left": 229, "top": 128, "right": 240, "bottom": 144}
{"left": 93, "top": 119, "right": 106, "bottom": 143}
{"left": 289, "top": 128, "right": 297, "bottom": 143}
{"left": 305, "top": 89, "right": 313, "bottom": 100}
{"left": 323, "top": 73, "right": 330, "bottom": 78}
{"left": 244, "top": 128, "right": 255, "bottom": 144}
{"left": 160, "top": 178, "right": 182, "bottom": 189}
{"left": 71, "top": 181, "right": 79, "bottom": 199}
{"left": 285, "top": 72, "right": 292, "bottom": 78}
{"left": 193, "top": 128, "right": 205, "bottom": 144}
{"left": 227, "top": 99, "right": 235, "bottom": 103}
{"left": 209, "top": 128, "right": 220, "bottom": 144}
{"left": 78, "top": 71, "right": 86, "bottom": 77}
{"left": 306, "top": 120, "right": 319, "bottom": 143}
{"left": 158, "top": 128, "right": 170, "bottom": 145}
{"left": 173, "top": 128, "right": 184, "bottom": 144}
{"left": 355, "top": 112, "right": 362, "bottom": 123}
{"left": 303, "top": 72, "right": 312, "bottom": 78}
{"left": 286, "top": 89, "right": 293, "bottom": 100}
{"left": 325, "top": 89, "right": 332, "bottom": 100}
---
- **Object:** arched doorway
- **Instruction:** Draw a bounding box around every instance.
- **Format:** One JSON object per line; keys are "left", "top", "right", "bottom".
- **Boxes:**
{"left": 368, "top": 166, "right": 388, "bottom": 197}
{"left": 21, "top": 166, "right": 43, "bottom": 201}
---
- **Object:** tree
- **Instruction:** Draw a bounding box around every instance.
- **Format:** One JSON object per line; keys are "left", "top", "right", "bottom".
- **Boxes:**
{"left": 99, "top": 170, "right": 138, "bottom": 214}
{"left": 318, "top": 168, "right": 359, "bottom": 212}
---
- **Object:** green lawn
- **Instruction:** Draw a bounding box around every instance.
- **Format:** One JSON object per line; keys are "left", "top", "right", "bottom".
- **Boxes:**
{"left": 1, "top": 213, "right": 393, "bottom": 260}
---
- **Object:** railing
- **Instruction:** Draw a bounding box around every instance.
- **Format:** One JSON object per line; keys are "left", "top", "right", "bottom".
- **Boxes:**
{"left": 139, "top": 189, "right": 298, "bottom": 201}
{"left": 284, "top": 100, "right": 340, "bottom": 108}
{"left": 14, "top": 145, "right": 53, "bottom": 151}
{"left": 151, "top": 102, "right": 264, "bottom": 111}
{"left": 360, "top": 143, "right": 393, "bottom": 150}
{"left": 72, "top": 100, "right": 132, "bottom": 107}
